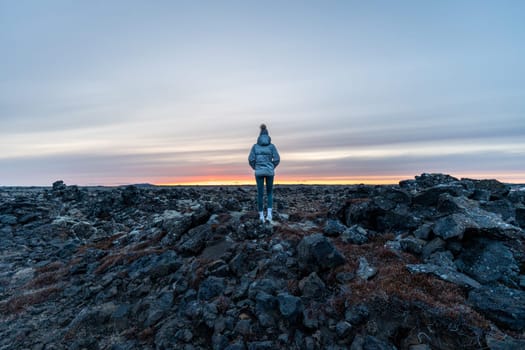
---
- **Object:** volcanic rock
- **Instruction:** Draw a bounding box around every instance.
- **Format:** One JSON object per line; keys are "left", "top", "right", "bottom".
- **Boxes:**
{"left": 297, "top": 233, "right": 345, "bottom": 271}
{"left": 341, "top": 224, "right": 369, "bottom": 244}
{"left": 1, "top": 174, "right": 524, "bottom": 349}
{"left": 277, "top": 292, "right": 303, "bottom": 319}
{"left": 407, "top": 263, "right": 482, "bottom": 289}
{"left": 357, "top": 257, "right": 377, "bottom": 280}
{"left": 323, "top": 219, "right": 347, "bottom": 237}
{"left": 469, "top": 284, "right": 525, "bottom": 331}
{"left": 299, "top": 272, "right": 326, "bottom": 299}
{"left": 456, "top": 239, "right": 519, "bottom": 286}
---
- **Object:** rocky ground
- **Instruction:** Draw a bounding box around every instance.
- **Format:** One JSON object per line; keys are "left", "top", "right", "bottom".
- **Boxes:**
{"left": 1, "top": 173, "right": 525, "bottom": 350}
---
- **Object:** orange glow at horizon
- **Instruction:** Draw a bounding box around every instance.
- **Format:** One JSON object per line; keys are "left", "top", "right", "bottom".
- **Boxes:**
{"left": 155, "top": 172, "right": 525, "bottom": 186}
{"left": 157, "top": 175, "right": 400, "bottom": 186}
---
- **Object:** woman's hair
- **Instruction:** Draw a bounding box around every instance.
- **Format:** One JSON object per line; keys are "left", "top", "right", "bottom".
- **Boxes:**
{"left": 260, "top": 124, "right": 267, "bottom": 131}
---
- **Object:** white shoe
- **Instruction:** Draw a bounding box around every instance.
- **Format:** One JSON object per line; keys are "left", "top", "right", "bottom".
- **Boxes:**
{"left": 266, "top": 214, "right": 272, "bottom": 223}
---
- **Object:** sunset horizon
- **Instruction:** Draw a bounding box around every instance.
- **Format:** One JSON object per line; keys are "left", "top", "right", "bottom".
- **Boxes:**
{"left": 158, "top": 172, "right": 525, "bottom": 187}
{"left": 26, "top": 171, "right": 524, "bottom": 187}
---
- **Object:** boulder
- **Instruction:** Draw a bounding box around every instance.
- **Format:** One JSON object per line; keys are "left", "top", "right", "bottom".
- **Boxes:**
{"left": 323, "top": 219, "right": 347, "bottom": 237}
{"left": 413, "top": 184, "right": 465, "bottom": 206}
{"left": 424, "top": 250, "right": 456, "bottom": 270}
{"left": 230, "top": 250, "right": 258, "bottom": 278}
{"left": 176, "top": 329, "right": 193, "bottom": 342}
{"left": 255, "top": 291, "right": 276, "bottom": 314}
{"left": 508, "top": 187, "right": 525, "bottom": 204}
{"left": 399, "top": 236, "right": 427, "bottom": 255}
{"left": 202, "top": 302, "right": 219, "bottom": 328}
{"left": 341, "top": 225, "right": 369, "bottom": 244}
{"left": 345, "top": 304, "right": 369, "bottom": 325}
{"left": 155, "top": 210, "right": 193, "bottom": 239}
{"left": 206, "top": 259, "right": 230, "bottom": 277}
{"left": 437, "top": 194, "right": 471, "bottom": 214}
{"left": 343, "top": 195, "right": 418, "bottom": 231}
{"left": 463, "top": 178, "right": 510, "bottom": 200}
{"left": 375, "top": 206, "right": 420, "bottom": 231}
{"left": 148, "top": 251, "right": 183, "bottom": 280}
{"left": 433, "top": 199, "right": 523, "bottom": 240}
{"left": 399, "top": 179, "right": 417, "bottom": 190}
{"left": 234, "top": 319, "right": 253, "bottom": 336}
{"left": 248, "top": 278, "right": 281, "bottom": 299}
{"left": 52, "top": 181, "right": 84, "bottom": 201}
{"left": 421, "top": 237, "right": 446, "bottom": 259}
{"left": 255, "top": 291, "right": 277, "bottom": 327}
{"left": 71, "top": 221, "right": 97, "bottom": 239}
{"left": 471, "top": 189, "right": 491, "bottom": 201}
{"left": 297, "top": 234, "right": 345, "bottom": 271}
{"left": 413, "top": 223, "right": 432, "bottom": 240}
{"left": 379, "top": 188, "right": 412, "bottom": 206}
{"left": 299, "top": 272, "right": 326, "bottom": 299}
{"left": 357, "top": 257, "right": 377, "bottom": 280}
{"left": 277, "top": 292, "right": 303, "bottom": 319}
{"left": 127, "top": 250, "right": 181, "bottom": 281}
{"left": 144, "top": 291, "right": 173, "bottom": 327}
{"left": 432, "top": 214, "right": 475, "bottom": 239}
{"left": 406, "top": 264, "right": 481, "bottom": 289}
{"left": 342, "top": 199, "right": 378, "bottom": 228}
{"left": 52, "top": 180, "right": 67, "bottom": 192}
{"left": 178, "top": 223, "right": 214, "bottom": 255}
{"left": 302, "top": 306, "right": 320, "bottom": 329}
{"left": 481, "top": 199, "right": 515, "bottom": 222}
{"left": 336, "top": 321, "right": 353, "bottom": 338}
{"left": 66, "top": 302, "right": 117, "bottom": 335}
{"left": 456, "top": 239, "right": 519, "bottom": 286}
{"left": 198, "top": 276, "right": 225, "bottom": 301}
{"left": 415, "top": 173, "right": 460, "bottom": 188}
{"left": 469, "top": 284, "right": 525, "bottom": 331}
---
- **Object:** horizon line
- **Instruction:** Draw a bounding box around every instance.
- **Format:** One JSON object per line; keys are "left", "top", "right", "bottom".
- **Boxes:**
{"left": 2, "top": 173, "right": 524, "bottom": 187}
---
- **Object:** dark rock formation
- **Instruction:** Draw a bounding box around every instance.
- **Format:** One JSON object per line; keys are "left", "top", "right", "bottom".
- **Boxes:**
{"left": 1, "top": 174, "right": 524, "bottom": 349}
{"left": 469, "top": 284, "right": 525, "bottom": 331}
{"left": 297, "top": 233, "right": 346, "bottom": 271}
{"left": 456, "top": 239, "right": 519, "bottom": 286}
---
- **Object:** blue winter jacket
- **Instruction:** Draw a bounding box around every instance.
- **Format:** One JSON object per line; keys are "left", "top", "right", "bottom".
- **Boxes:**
{"left": 248, "top": 134, "right": 280, "bottom": 177}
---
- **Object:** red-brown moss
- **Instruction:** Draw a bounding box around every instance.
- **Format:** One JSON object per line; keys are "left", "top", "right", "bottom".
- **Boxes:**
{"left": 94, "top": 248, "right": 167, "bottom": 274}
{"left": 0, "top": 286, "right": 62, "bottom": 314}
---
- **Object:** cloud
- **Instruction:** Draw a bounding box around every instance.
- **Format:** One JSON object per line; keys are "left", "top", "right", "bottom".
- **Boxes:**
{"left": 1, "top": 1, "right": 524, "bottom": 185}
{"left": 2, "top": 136, "right": 523, "bottom": 186}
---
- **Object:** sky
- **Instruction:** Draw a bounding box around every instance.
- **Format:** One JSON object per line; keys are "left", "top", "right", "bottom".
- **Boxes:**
{"left": 1, "top": 0, "right": 524, "bottom": 186}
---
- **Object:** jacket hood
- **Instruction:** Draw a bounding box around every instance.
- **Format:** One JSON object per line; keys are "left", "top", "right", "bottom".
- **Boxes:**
{"left": 257, "top": 134, "right": 271, "bottom": 146}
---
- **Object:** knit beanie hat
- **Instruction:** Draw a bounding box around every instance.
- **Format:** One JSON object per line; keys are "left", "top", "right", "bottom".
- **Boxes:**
{"left": 260, "top": 124, "right": 269, "bottom": 135}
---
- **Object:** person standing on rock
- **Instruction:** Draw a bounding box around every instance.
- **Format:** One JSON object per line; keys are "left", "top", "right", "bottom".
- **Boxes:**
{"left": 248, "top": 124, "right": 280, "bottom": 223}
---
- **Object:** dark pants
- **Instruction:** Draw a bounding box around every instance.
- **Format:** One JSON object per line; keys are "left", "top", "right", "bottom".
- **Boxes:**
{"left": 256, "top": 175, "right": 274, "bottom": 212}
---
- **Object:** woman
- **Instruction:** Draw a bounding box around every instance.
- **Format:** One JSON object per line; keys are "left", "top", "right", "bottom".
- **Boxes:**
{"left": 248, "top": 124, "right": 280, "bottom": 223}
